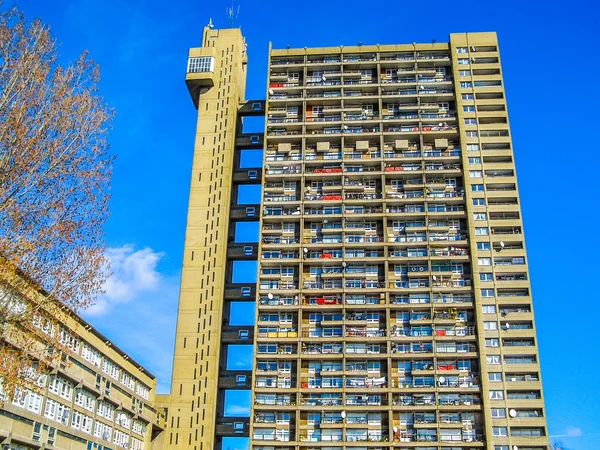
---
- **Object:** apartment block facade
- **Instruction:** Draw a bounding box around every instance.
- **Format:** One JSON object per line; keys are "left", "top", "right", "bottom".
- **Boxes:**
{"left": 0, "top": 284, "right": 164, "bottom": 450}
{"left": 173, "top": 27, "right": 548, "bottom": 450}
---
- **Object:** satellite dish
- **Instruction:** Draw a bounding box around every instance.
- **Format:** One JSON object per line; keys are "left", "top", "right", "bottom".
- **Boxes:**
{"left": 500, "top": 241, "right": 505, "bottom": 248}
{"left": 420, "top": 85, "right": 425, "bottom": 89}
{"left": 509, "top": 409, "right": 517, "bottom": 418}
{"left": 513, "top": 446, "right": 519, "bottom": 450}
{"left": 341, "top": 411, "right": 346, "bottom": 418}
{"left": 323, "top": 219, "right": 329, "bottom": 223}
{"left": 342, "top": 262, "right": 347, "bottom": 267}
{"left": 439, "top": 376, "right": 446, "bottom": 384}
{"left": 343, "top": 125, "right": 349, "bottom": 130}
{"left": 432, "top": 275, "right": 437, "bottom": 281}
{"left": 438, "top": 122, "right": 443, "bottom": 127}
{"left": 393, "top": 426, "right": 398, "bottom": 433}
{"left": 267, "top": 293, "right": 274, "bottom": 300}
{"left": 505, "top": 323, "right": 511, "bottom": 329}
{"left": 268, "top": 88, "right": 274, "bottom": 95}
{"left": 322, "top": 75, "right": 327, "bottom": 81}
{"left": 303, "top": 248, "right": 309, "bottom": 253}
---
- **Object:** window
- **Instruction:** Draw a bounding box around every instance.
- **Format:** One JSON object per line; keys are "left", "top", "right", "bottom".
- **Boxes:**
{"left": 456, "top": 47, "right": 468, "bottom": 53}
{"left": 136, "top": 383, "right": 150, "bottom": 400}
{"left": 489, "top": 373, "right": 503, "bottom": 382}
{"left": 252, "top": 102, "right": 262, "bottom": 111}
{"left": 102, "top": 358, "right": 119, "bottom": 379}
{"left": 113, "top": 428, "right": 129, "bottom": 448}
{"left": 478, "top": 257, "right": 491, "bottom": 266}
{"left": 486, "top": 355, "right": 500, "bottom": 364}
{"left": 466, "top": 143, "right": 479, "bottom": 151}
{"left": 473, "top": 212, "right": 486, "bottom": 221}
{"left": 250, "top": 135, "right": 260, "bottom": 144}
{"left": 94, "top": 421, "right": 113, "bottom": 441}
{"left": 460, "top": 81, "right": 472, "bottom": 88}
{"left": 465, "top": 131, "right": 478, "bottom": 137}
{"left": 471, "top": 184, "right": 484, "bottom": 191}
{"left": 97, "top": 401, "right": 115, "bottom": 420}
{"left": 187, "top": 56, "right": 214, "bottom": 73}
{"left": 511, "top": 428, "right": 545, "bottom": 437}
{"left": 48, "top": 376, "right": 73, "bottom": 400}
{"left": 464, "top": 118, "right": 477, "bottom": 125}
{"left": 132, "top": 420, "right": 146, "bottom": 436}
{"left": 482, "top": 305, "right": 497, "bottom": 314}
{"left": 459, "top": 70, "right": 471, "bottom": 76}
{"left": 469, "top": 170, "right": 482, "bottom": 178}
{"left": 485, "top": 338, "right": 500, "bottom": 347}
{"left": 48, "top": 427, "right": 56, "bottom": 446}
{"left": 26, "top": 392, "right": 43, "bottom": 414}
{"left": 75, "top": 389, "right": 95, "bottom": 411}
{"left": 462, "top": 93, "right": 474, "bottom": 100}
{"left": 463, "top": 106, "right": 475, "bottom": 112}
{"left": 121, "top": 371, "right": 135, "bottom": 390}
{"left": 81, "top": 343, "right": 101, "bottom": 366}
{"left": 481, "top": 289, "right": 495, "bottom": 297}
{"left": 458, "top": 58, "right": 469, "bottom": 65}
{"left": 489, "top": 390, "right": 504, "bottom": 400}
{"left": 477, "top": 242, "right": 490, "bottom": 250}
{"left": 480, "top": 273, "right": 493, "bottom": 281}
{"left": 495, "top": 446, "right": 509, "bottom": 450}
{"left": 484, "top": 321, "right": 498, "bottom": 330}
{"left": 475, "top": 227, "right": 488, "bottom": 235}
{"left": 493, "top": 427, "right": 508, "bottom": 437}
{"left": 117, "top": 412, "right": 132, "bottom": 429}
{"left": 44, "top": 398, "right": 70, "bottom": 424}
{"left": 468, "top": 157, "right": 481, "bottom": 164}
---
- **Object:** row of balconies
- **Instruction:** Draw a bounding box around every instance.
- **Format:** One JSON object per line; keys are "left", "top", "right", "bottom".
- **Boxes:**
{"left": 262, "top": 230, "right": 466, "bottom": 244}
{"left": 254, "top": 339, "right": 479, "bottom": 358}
{"left": 265, "top": 150, "right": 462, "bottom": 163}
{"left": 259, "top": 246, "right": 470, "bottom": 262}
{"left": 262, "top": 218, "right": 464, "bottom": 233}
{"left": 270, "top": 78, "right": 453, "bottom": 91}
{"left": 271, "top": 52, "right": 450, "bottom": 67}
{"left": 265, "top": 164, "right": 463, "bottom": 176}
{"left": 267, "top": 124, "right": 457, "bottom": 136}
{"left": 270, "top": 73, "right": 453, "bottom": 85}
{"left": 269, "top": 88, "right": 454, "bottom": 101}
{"left": 257, "top": 293, "right": 473, "bottom": 307}
{"left": 261, "top": 232, "right": 467, "bottom": 245}
{"left": 268, "top": 112, "right": 456, "bottom": 124}
{"left": 253, "top": 391, "right": 483, "bottom": 408}
{"left": 258, "top": 278, "right": 473, "bottom": 292}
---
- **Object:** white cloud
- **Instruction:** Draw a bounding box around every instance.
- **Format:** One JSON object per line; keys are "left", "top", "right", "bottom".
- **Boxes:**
{"left": 81, "top": 244, "right": 179, "bottom": 393}
{"left": 87, "top": 244, "right": 164, "bottom": 316}
{"left": 550, "top": 426, "right": 589, "bottom": 438}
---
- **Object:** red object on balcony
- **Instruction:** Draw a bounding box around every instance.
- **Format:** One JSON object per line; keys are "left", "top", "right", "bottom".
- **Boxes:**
{"left": 435, "top": 330, "right": 446, "bottom": 336}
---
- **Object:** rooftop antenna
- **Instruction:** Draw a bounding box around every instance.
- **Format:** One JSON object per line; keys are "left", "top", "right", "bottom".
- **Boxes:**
{"left": 208, "top": 18, "right": 214, "bottom": 29}
{"left": 226, "top": 1, "right": 240, "bottom": 27}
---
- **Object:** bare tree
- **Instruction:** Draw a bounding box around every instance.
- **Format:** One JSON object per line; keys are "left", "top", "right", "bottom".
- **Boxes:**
{"left": 551, "top": 440, "right": 571, "bottom": 450}
{"left": 0, "top": 5, "right": 113, "bottom": 397}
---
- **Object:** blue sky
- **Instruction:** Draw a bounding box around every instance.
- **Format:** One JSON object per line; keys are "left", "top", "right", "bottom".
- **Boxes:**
{"left": 15, "top": 0, "right": 600, "bottom": 449}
